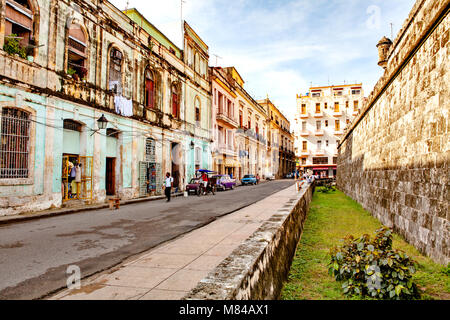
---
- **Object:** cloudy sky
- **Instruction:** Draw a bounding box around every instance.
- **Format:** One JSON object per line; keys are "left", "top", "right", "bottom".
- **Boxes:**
{"left": 110, "top": 0, "right": 415, "bottom": 123}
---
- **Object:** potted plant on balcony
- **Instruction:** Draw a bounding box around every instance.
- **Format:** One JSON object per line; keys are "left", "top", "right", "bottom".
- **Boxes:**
{"left": 67, "top": 67, "right": 76, "bottom": 79}
{"left": 3, "top": 34, "right": 27, "bottom": 59}
{"left": 26, "top": 39, "right": 35, "bottom": 62}
{"left": 80, "top": 67, "right": 88, "bottom": 83}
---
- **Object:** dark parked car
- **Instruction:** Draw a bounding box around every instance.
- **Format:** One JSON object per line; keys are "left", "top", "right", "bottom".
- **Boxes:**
{"left": 241, "top": 174, "right": 257, "bottom": 185}
{"left": 186, "top": 178, "right": 201, "bottom": 195}
{"left": 213, "top": 175, "right": 236, "bottom": 191}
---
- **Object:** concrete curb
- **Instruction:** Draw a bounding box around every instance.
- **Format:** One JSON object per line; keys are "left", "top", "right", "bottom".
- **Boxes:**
{"left": 0, "top": 192, "right": 184, "bottom": 226}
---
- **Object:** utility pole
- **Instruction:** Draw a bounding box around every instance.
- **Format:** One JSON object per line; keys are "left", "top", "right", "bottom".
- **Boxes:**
{"left": 181, "top": 0, "right": 186, "bottom": 46}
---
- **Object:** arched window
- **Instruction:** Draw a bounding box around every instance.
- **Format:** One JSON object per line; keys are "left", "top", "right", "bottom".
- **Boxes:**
{"left": 144, "top": 69, "right": 155, "bottom": 109}
{"left": 4, "top": 0, "right": 34, "bottom": 50}
{"left": 195, "top": 97, "right": 201, "bottom": 122}
{"left": 67, "top": 23, "right": 88, "bottom": 80}
{"left": 171, "top": 83, "right": 180, "bottom": 119}
{"left": 0, "top": 108, "right": 31, "bottom": 179}
{"left": 109, "top": 48, "right": 123, "bottom": 94}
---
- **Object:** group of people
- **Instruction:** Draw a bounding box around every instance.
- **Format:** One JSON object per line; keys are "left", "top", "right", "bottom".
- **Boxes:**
{"left": 302, "top": 172, "right": 319, "bottom": 184}
{"left": 64, "top": 161, "right": 82, "bottom": 199}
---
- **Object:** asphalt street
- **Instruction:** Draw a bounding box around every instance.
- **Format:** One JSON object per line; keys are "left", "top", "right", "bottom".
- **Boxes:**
{"left": 0, "top": 180, "right": 295, "bottom": 299}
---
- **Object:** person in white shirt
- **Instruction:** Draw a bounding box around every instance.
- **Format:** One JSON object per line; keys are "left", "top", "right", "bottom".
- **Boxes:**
{"left": 164, "top": 172, "right": 174, "bottom": 202}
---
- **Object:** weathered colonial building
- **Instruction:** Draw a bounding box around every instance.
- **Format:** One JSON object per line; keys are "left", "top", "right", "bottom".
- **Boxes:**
{"left": 224, "top": 67, "right": 269, "bottom": 179}
{"left": 294, "top": 84, "right": 365, "bottom": 178}
{"left": 337, "top": 0, "right": 449, "bottom": 264}
{"left": 211, "top": 66, "right": 240, "bottom": 178}
{"left": 0, "top": 0, "right": 211, "bottom": 215}
{"left": 257, "top": 98, "right": 295, "bottom": 178}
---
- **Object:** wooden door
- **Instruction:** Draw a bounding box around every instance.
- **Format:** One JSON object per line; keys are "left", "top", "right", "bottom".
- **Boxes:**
{"left": 106, "top": 157, "right": 116, "bottom": 196}
{"left": 146, "top": 79, "right": 154, "bottom": 108}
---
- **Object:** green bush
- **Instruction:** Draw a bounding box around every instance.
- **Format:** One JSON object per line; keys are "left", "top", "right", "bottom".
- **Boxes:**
{"left": 328, "top": 227, "right": 420, "bottom": 300}
{"left": 318, "top": 183, "right": 335, "bottom": 193}
{"left": 3, "top": 34, "right": 27, "bottom": 59}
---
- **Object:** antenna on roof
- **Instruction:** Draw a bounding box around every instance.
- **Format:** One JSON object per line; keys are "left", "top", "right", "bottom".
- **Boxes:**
{"left": 125, "top": 0, "right": 129, "bottom": 10}
{"left": 213, "top": 54, "right": 222, "bottom": 66}
{"left": 390, "top": 22, "right": 394, "bottom": 40}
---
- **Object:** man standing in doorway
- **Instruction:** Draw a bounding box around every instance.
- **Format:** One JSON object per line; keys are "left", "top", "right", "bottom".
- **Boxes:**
{"left": 164, "top": 172, "right": 174, "bottom": 202}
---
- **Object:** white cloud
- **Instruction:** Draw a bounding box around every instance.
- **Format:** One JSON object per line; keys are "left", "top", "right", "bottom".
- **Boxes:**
{"left": 107, "top": 0, "right": 415, "bottom": 125}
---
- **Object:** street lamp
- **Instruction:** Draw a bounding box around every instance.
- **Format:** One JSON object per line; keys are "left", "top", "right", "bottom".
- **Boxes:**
{"left": 190, "top": 141, "right": 195, "bottom": 149}
{"left": 97, "top": 114, "right": 108, "bottom": 130}
{"left": 91, "top": 114, "right": 108, "bottom": 136}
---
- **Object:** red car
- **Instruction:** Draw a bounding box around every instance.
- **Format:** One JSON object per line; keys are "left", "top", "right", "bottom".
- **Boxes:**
{"left": 186, "top": 178, "right": 201, "bottom": 195}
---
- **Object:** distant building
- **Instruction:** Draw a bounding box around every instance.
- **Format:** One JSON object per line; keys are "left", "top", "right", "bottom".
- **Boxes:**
{"left": 257, "top": 98, "right": 295, "bottom": 178}
{"left": 294, "top": 84, "right": 365, "bottom": 178}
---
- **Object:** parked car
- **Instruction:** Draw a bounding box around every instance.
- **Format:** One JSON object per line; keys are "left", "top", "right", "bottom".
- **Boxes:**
{"left": 186, "top": 178, "right": 201, "bottom": 195}
{"left": 241, "top": 174, "right": 257, "bottom": 185}
{"left": 213, "top": 175, "right": 236, "bottom": 191}
{"left": 265, "top": 174, "right": 275, "bottom": 181}
{"left": 285, "top": 173, "right": 293, "bottom": 179}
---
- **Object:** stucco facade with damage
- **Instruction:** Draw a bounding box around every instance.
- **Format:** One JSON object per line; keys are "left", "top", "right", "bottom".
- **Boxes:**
{"left": 0, "top": 0, "right": 212, "bottom": 216}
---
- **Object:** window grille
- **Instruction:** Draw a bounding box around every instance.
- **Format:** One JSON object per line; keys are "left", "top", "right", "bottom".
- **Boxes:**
{"left": 312, "top": 157, "right": 328, "bottom": 165}
{"left": 0, "top": 108, "right": 31, "bottom": 179}
{"left": 63, "top": 119, "right": 82, "bottom": 132}
{"left": 145, "top": 138, "right": 156, "bottom": 163}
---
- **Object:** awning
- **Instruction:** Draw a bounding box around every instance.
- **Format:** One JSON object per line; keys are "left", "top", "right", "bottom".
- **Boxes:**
{"left": 224, "top": 158, "right": 241, "bottom": 167}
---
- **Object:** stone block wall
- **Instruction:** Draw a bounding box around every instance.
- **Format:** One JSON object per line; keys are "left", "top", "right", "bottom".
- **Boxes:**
{"left": 338, "top": 0, "right": 449, "bottom": 264}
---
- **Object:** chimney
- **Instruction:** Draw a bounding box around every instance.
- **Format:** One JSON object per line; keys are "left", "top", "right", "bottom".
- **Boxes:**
{"left": 376, "top": 36, "right": 393, "bottom": 69}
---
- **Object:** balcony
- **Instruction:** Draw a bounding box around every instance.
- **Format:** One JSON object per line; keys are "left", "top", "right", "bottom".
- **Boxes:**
{"left": 216, "top": 112, "right": 238, "bottom": 128}
{"left": 315, "top": 149, "right": 325, "bottom": 156}
{"left": 352, "top": 109, "right": 359, "bottom": 116}
{"left": 332, "top": 110, "right": 343, "bottom": 117}
{"left": 300, "top": 112, "right": 309, "bottom": 119}
{"left": 300, "top": 149, "right": 310, "bottom": 156}
{"left": 218, "top": 145, "right": 237, "bottom": 157}
{"left": 300, "top": 130, "right": 310, "bottom": 137}
{"left": 314, "top": 129, "right": 324, "bottom": 136}
{"left": 0, "top": 51, "right": 44, "bottom": 88}
{"left": 334, "top": 130, "right": 343, "bottom": 136}
{"left": 313, "top": 111, "right": 323, "bottom": 118}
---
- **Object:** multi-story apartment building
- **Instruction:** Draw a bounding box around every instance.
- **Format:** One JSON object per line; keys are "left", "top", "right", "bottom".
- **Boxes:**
{"left": 257, "top": 98, "right": 295, "bottom": 178}
{"left": 210, "top": 67, "right": 239, "bottom": 178}
{"left": 214, "top": 67, "right": 268, "bottom": 180}
{"left": 0, "top": 0, "right": 211, "bottom": 216}
{"left": 294, "top": 84, "right": 365, "bottom": 178}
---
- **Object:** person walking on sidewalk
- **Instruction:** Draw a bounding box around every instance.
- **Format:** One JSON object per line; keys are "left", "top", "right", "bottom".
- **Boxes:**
{"left": 164, "top": 172, "right": 174, "bottom": 202}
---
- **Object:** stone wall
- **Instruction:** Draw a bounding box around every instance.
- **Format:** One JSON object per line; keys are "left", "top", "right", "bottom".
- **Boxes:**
{"left": 184, "top": 183, "right": 315, "bottom": 300}
{"left": 337, "top": 0, "right": 449, "bottom": 264}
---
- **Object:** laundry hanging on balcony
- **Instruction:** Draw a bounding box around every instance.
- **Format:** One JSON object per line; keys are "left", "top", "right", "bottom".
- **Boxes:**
{"left": 114, "top": 95, "right": 133, "bottom": 117}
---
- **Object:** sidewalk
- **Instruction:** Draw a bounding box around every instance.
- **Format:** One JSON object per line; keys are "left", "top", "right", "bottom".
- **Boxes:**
{"left": 48, "top": 183, "right": 305, "bottom": 300}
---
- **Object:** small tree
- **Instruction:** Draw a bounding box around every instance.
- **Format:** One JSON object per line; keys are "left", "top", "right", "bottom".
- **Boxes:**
{"left": 328, "top": 227, "right": 420, "bottom": 299}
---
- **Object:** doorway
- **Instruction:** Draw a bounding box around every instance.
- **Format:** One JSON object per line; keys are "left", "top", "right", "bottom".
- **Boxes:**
{"left": 171, "top": 143, "right": 180, "bottom": 190}
{"left": 106, "top": 157, "right": 116, "bottom": 196}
